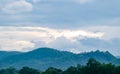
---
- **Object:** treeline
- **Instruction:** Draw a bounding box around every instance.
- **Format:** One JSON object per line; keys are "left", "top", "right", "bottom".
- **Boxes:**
{"left": 0, "top": 58, "right": 120, "bottom": 74}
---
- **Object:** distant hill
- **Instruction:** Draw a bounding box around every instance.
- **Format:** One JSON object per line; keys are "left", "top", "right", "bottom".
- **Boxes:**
{"left": 0, "top": 48, "right": 119, "bottom": 70}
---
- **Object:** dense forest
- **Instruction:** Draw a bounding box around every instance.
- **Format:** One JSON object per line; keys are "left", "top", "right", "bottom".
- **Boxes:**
{"left": 0, "top": 58, "right": 120, "bottom": 74}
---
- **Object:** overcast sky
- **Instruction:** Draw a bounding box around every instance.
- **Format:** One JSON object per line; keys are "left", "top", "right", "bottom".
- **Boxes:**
{"left": 0, "top": 0, "right": 120, "bottom": 56}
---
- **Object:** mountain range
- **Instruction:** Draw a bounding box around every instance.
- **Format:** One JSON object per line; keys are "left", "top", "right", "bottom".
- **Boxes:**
{"left": 0, "top": 48, "right": 119, "bottom": 70}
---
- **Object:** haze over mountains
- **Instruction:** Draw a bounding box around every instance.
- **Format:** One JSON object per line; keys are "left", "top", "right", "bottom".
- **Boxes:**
{"left": 0, "top": 47, "right": 119, "bottom": 70}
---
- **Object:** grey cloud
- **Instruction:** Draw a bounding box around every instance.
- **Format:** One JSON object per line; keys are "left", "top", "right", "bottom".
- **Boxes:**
{"left": 44, "top": 37, "right": 94, "bottom": 53}
{"left": 80, "top": 38, "right": 120, "bottom": 55}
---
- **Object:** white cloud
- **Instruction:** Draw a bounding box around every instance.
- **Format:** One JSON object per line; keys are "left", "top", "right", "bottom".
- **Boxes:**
{"left": 81, "top": 26, "right": 120, "bottom": 40}
{"left": 0, "top": 26, "right": 104, "bottom": 51}
{"left": 0, "top": 39, "right": 34, "bottom": 51}
{"left": 0, "top": 26, "right": 119, "bottom": 55}
{"left": 2, "top": 0, "right": 33, "bottom": 14}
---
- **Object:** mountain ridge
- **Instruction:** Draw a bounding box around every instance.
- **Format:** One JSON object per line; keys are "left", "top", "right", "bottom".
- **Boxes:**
{"left": 0, "top": 47, "right": 119, "bottom": 70}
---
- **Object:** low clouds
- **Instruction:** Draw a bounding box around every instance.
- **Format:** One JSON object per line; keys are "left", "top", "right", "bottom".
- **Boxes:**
{"left": 0, "top": 26, "right": 119, "bottom": 55}
{"left": 0, "top": 26, "right": 119, "bottom": 56}
{"left": 0, "top": 39, "right": 34, "bottom": 51}
{"left": 2, "top": 0, "right": 33, "bottom": 14}
{"left": 80, "top": 38, "right": 120, "bottom": 55}
{"left": 80, "top": 38, "right": 120, "bottom": 49}
{"left": 0, "top": 26, "right": 103, "bottom": 52}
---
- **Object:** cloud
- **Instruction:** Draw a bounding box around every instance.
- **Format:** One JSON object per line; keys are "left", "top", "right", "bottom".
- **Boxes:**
{"left": 81, "top": 26, "right": 120, "bottom": 40}
{"left": 0, "top": 39, "right": 35, "bottom": 51}
{"left": 0, "top": 26, "right": 120, "bottom": 56}
{"left": 0, "top": 0, "right": 120, "bottom": 27}
{"left": 80, "top": 38, "right": 120, "bottom": 55}
{"left": 46, "top": 37, "right": 90, "bottom": 53}
{"left": 2, "top": 0, "right": 33, "bottom": 14}
{"left": 0, "top": 26, "right": 103, "bottom": 51}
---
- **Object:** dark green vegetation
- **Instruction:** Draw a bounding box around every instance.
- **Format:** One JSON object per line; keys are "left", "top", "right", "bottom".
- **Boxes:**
{"left": 0, "top": 58, "right": 120, "bottom": 74}
{"left": 0, "top": 48, "right": 120, "bottom": 70}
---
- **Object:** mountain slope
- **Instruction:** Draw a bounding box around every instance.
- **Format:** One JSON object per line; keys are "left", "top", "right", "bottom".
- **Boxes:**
{"left": 0, "top": 48, "right": 119, "bottom": 70}
{"left": 0, "top": 51, "right": 22, "bottom": 60}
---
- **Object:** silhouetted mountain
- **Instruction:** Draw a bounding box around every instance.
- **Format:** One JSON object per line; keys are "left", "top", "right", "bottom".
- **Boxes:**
{"left": 0, "top": 48, "right": 119, "bottom": 70}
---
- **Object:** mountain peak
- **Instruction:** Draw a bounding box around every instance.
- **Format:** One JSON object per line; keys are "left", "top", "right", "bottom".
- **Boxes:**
{"left": 29, "top": 47, "right": 60, "bottom": 54}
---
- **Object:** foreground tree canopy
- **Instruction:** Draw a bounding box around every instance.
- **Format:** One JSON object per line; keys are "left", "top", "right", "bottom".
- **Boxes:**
{"left": 0, "top": 58, "right": 120, "bottom": 74}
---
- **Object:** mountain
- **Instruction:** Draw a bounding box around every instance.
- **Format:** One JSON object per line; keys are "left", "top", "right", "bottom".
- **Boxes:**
{"left": 0, "top": 48, "right": 119, "bottom": 70}
{"left": 116, "top": 56, "right": 120, "bottom": 59}
{"left": 0, "top": 51, "right": 22, "bottom": 60}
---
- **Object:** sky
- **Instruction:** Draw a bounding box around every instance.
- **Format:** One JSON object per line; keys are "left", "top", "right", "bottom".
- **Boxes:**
{"left": 0, "top": 0, "right": 120, "bottom": 56}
